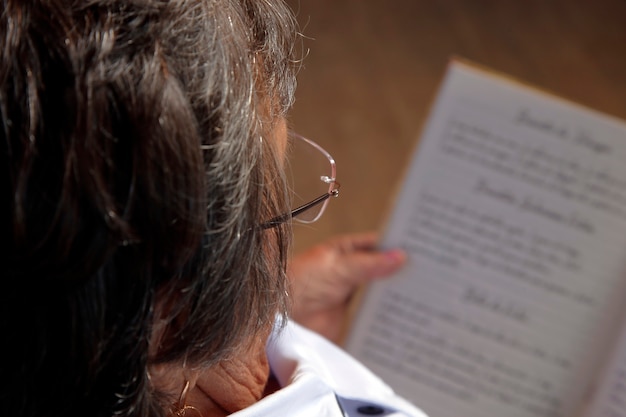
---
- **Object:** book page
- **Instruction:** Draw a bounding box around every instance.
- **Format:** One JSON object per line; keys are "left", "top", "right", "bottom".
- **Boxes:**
{"left": 345, "top": 61, "right": 626, "bottom": 417}
{"left": 583, "top": 315, "right": 626, "bottom": 417}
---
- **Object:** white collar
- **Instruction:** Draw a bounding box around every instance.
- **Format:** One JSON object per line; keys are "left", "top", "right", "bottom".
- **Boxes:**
{"left": 232, "top": 319, "right": 427, "bottom": 417}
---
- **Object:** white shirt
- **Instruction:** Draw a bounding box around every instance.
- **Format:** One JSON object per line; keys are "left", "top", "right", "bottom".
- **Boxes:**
{"left": 233, "top": 320, "right": 428, "bottom": 417}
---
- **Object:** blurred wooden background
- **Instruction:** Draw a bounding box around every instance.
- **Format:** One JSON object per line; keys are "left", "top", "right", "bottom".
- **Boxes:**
{"left": 284, "top": 0, "right": 626, "bottom": 255}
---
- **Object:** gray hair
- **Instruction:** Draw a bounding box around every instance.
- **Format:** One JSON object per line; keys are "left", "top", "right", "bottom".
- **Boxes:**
{"left": 0, "top": 0, "right": 299, "bottom": 415}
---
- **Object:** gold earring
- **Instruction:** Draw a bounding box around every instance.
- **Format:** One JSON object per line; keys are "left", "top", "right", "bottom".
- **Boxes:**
{"left": 174, "top": 380, "right": 200, "bottom": 417}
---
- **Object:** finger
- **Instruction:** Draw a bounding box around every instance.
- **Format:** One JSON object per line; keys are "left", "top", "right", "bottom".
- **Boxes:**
{"left": 337, "top": 248, "right": 407, "bottom": 284}
{"left": 331, "top": 232, "right": 380, "bottom": 253}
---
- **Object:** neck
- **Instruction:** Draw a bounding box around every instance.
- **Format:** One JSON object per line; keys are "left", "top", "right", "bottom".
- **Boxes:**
{"left": 149, "top": 338, "right": 271, "bottom": 416}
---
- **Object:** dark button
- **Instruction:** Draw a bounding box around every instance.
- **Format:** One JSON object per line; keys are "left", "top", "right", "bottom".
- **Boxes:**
{"left": 356, "top": 405, "right": 385, "bottom": 415}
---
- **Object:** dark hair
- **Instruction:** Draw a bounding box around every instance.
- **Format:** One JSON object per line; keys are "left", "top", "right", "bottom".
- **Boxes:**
{"left": 0, "top": 0, "right": 298, "bottom": 415}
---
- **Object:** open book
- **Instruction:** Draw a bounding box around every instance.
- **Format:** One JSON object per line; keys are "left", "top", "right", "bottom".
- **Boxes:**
{"left": 345, "top": 60, "right": 626, "bottom": 417}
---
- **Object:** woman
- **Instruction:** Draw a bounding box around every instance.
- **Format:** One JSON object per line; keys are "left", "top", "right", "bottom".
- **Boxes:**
{"left": 0, "top": 0, "right": 424, "bottom": 416}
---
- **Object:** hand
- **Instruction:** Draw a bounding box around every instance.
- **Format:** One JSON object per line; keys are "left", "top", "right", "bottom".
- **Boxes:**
{"left": 288, "top": 232, "right": 406, "bottom": 343}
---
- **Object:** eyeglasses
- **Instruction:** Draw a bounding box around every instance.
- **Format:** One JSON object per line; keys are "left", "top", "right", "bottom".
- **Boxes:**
{"left": 261, "top": 133, "right": 340, "bottom": 229}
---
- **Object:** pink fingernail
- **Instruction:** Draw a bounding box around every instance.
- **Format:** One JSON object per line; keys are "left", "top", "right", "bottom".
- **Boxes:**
{"left": 385, "top": 249, "right": 406, "bottom": 263}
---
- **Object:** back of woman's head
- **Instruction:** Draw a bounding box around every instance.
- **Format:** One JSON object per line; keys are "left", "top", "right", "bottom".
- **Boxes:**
{"left": 0, "top": 0, "right": 297, "bottom": 415}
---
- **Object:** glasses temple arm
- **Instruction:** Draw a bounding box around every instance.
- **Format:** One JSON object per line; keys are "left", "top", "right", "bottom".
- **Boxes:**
{"left": 260, "top": 184, "right": 340, "bottom": 230}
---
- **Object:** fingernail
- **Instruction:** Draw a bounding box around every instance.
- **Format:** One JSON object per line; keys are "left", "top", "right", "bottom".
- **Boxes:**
{"left": 385, "top": 249, "right": 406, "bottom": 264}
